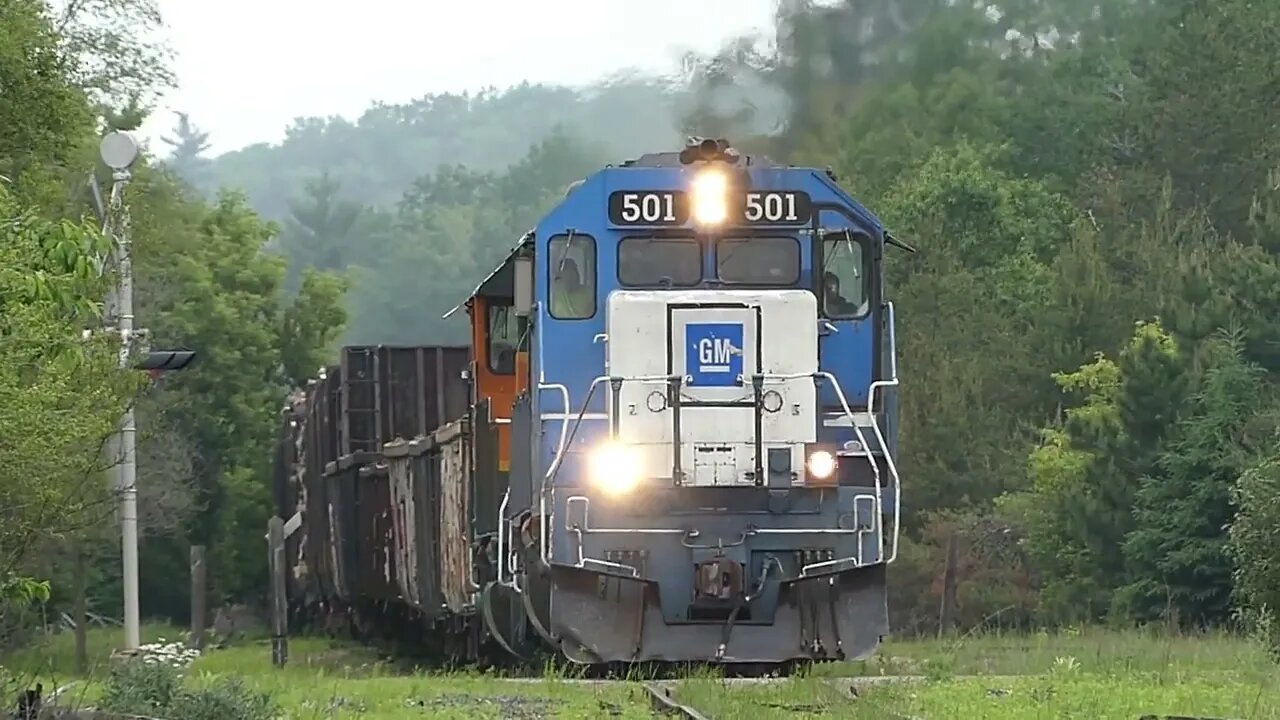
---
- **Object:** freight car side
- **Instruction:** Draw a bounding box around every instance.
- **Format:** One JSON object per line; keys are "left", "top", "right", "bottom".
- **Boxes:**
{"left": 274, "top": 345, "right": 517, "bottom": 661}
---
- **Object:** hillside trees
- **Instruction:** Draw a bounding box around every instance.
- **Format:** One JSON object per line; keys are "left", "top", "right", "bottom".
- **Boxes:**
{"left": 0, "top": 1, "right": 348, "bottom": 639}
{"left": 275, "top": 127, "right": 608, "bottom": 346}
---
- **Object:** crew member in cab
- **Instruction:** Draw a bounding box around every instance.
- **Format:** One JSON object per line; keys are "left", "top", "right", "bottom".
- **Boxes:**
{"left": 823, "top": 271, "right": 859, "bottom": 316}
{"left": 551, "top": 257, "right": 593, "bottom": 319}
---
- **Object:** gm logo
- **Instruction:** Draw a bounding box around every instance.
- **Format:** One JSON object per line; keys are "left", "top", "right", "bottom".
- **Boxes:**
{"left": 686, "top": 322, "right": 744, "bottom": 387}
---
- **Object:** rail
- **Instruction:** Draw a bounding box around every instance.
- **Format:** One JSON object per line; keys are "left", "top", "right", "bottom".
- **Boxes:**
{"left": 644, "top": 682, "right": 712, "bottom": 720}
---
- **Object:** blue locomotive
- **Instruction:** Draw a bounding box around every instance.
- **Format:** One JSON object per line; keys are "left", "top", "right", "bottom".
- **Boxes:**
{"left": 275, "top": 138, "right": 902, "bottom": 668}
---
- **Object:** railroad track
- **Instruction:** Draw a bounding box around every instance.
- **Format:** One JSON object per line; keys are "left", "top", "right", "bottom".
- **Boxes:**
{"left": 546, "top": 676, "right": 1244, "bottom": 720}
{"left": 644, "top": 682, "right": 712, "bottom": 720}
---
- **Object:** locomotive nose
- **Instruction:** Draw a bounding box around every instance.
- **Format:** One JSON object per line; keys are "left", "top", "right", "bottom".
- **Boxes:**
{"left": 601, "top": 289, "right": 819, "bottom": 489}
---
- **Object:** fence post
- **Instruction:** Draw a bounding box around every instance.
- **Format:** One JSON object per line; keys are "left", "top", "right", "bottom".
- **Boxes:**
{"left": 938, "top": 531, "right": 959, "bottom": 638}
{"left": 267, "top": 516, "right": 288, "bottom": 667}
{"left": 189, "top": 545, "right": 206, "bottom": 650}
{"left": 74, "top": 542, "right": 88, "bottom": 674}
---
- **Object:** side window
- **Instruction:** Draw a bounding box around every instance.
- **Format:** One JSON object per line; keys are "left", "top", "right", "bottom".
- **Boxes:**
{"left": 548, "top": 234, "right": 596, "bottom": 320}
{"left": 821, "top": 233, "right": 870, "bottom": 318}
{"left": 487, "top": 302, "right": 518, "bottom": 375}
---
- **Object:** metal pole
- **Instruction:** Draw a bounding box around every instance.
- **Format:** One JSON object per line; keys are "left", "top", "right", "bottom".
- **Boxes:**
{"left": 107, "top": 165, "right": 142, "bottom": 651}
{"left": 99, "top": 132, "right": 143, "bottom": 651}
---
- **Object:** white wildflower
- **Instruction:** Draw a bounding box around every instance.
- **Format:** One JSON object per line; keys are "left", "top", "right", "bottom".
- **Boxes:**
{"left": 133, "top": 640, "right": 202, "bottom": 671}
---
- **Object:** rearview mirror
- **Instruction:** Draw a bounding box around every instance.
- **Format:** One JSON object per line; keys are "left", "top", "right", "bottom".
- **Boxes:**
{"left": 514, "top": 254, "right": 533, "bottom": 316}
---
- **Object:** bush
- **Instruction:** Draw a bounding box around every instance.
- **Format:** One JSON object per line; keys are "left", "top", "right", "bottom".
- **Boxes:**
{"left": 98, "top": 659, "right": 277, "bottom": 720}
{"left": 170, "top": 677, "right": 277, "bottom": 720}
{"left": 98, "top": 660, "right": 182, "bottom": 715}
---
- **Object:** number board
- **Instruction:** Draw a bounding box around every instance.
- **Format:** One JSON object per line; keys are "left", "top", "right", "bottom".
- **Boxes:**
{"left": 608, "top": 191, "right": 689, "bottom": 226}
{"left": 738, "top": 190, "right": 812, "bottom": 225}
{"left": 608, "top": 190, "right": 813, "bottom": 226}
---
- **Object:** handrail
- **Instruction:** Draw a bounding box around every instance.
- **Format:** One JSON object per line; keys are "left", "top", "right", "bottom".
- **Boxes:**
{"left": 536, "top": 381, "right": 572, "bottom": 567}
{"left": 867, "top": 301, "right": 901, "bottom": 563}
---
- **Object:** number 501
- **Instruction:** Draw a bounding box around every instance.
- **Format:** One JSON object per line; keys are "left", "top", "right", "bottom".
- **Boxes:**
{"left": 744, "top": 192, "right": 799, "bottom": 222}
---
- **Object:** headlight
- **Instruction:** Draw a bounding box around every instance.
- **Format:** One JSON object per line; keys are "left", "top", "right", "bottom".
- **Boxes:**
{"left": 807, "top": 450, "right": 837, "bottom": 480}
{"left": 691, "top": 169, "right": 728, "bottom": 226}
{"left": 588, "top": 441, "right": 642, "bottom": 495}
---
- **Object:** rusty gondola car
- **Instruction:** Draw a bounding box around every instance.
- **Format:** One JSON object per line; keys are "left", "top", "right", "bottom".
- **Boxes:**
{"left": 272, "top": 345, "right": 516, "bottom": 657}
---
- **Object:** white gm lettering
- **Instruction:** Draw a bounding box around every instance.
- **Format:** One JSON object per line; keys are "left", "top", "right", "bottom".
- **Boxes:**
{"left": 698, "top": 337, "right": 734, "bottom": 370}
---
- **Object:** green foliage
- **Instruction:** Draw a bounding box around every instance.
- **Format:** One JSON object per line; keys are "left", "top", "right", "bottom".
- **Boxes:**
{"left": 878, "top": 145, "right": 1077, "bottom": 518}
{"left": 0, "top": 183, "right": 138, "bottom": 584}
{"left": 281, "top": 269, "right": 348, "bottom": 386}
{"left": 99, "top": 659, "right": 278, "bottom": 720}
{"left": 198, "top": 81, "right": 685, "bottom": 222}
{"left": 170, "top": 677, "right": 278, "bottom": 720}
{"left": 0, "top": 0, "right": 93, "bottom": 200}
{"left": 333, "top": 127, "right": 606, "bottom": 346}
{"left": 1121, "top": 332, "right": 1268, "bottom": 625}
{"left": 98, "top": 659, "right": 183, "bottom": 714}
{"left": 999, "top": 321, "right": 1189, "bottom": 623}
{"left": 1230, "top": 453, "right": 1280, "bottom": 654}
{"left": 0, "top": 576, "right": 50, "bottom": 604}
{"left": 121, "top": 176, "right": 347, "bottom": 605}
{"left": 0, "top": 0, "right": 349, "bottom": 631}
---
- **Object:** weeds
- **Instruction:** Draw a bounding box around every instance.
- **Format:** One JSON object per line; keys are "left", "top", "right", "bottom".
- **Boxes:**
{"left": 98, "top": 659, "right": 277, "bottom": 720}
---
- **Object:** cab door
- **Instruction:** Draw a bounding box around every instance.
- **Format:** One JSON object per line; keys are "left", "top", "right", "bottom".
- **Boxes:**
{"left": 814, "top": 208, "right": 878, "bottom": 412}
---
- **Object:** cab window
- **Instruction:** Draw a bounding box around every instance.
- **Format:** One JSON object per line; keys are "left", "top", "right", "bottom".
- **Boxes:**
{"left": 618, "top": 236, "right": 701, "bottom": 287}
{"left": 821, "top": 232, "right": 870, "bottom": 318}
{"left": 487, "top": 302, "right": 519, "bottom": 374}
{"left": 548, "top": 234, "right": 596, "bottom": 319}
{"left": 716, "top": 237, "right": 800, "bottom": 285}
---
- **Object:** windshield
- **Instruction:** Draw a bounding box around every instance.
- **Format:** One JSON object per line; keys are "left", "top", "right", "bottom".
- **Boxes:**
{"left": 618, "top": 236, "right": 701, "bottom": 287}
{"left": 821, "top": 232, "right": 870, "bottom": 318}
{"left": 715, "top": 237, "right": 800, "bottom": 285}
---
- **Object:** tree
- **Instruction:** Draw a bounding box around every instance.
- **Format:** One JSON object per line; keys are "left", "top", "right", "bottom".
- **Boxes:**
{"left": 275, "top": 170, "right": 365, "bottom": 292}
{"left": 127, "top": 181, "right": 346, "bottom": 605}
{"left": 1121, "top": 331, "right": 1267, "bottom": 625}
{"left": 49, "top": 0, "right": 176, "bottom": 107}
{"left": 0, "top": 0, "right": 94, "bottom": 201}
{"left": 1230, "top": 445, "right": 1280, "bottom": 655}
{"left": 161, "top": 111, "right": 213, "bottom": 191}
{"left": 998, "top": 321, "right": 1188, "bottom": 623}
{"left": 0, "top": 182, "right": 137, "bottom": 594}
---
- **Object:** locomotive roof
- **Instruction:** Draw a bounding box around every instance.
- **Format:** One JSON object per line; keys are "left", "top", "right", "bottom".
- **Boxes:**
{"left": 616, "top": 151, "right": 786, "bottom": 168}
{"left": 442, "top": 231, "right": 533, "bottom": 319}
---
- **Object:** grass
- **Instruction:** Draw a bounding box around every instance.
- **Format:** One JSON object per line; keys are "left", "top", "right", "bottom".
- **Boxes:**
{"left": 3, "top": 623, "right": 1278, "bottom": 718}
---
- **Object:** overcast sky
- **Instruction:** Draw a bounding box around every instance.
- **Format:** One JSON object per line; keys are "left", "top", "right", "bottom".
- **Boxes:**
{"left": 138, "top": 0, "right": 781, "bottom": 157}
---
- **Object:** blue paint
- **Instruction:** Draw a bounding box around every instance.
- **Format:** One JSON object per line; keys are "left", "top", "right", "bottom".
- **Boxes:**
{"left": 510, "top": 149, "right": 899, "bottom": 662}
{"left": 685, "top": 322, "right": 744, "bottom": 387}
{"left": 530, "top": 162, "right": 893, "bottom": 487}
